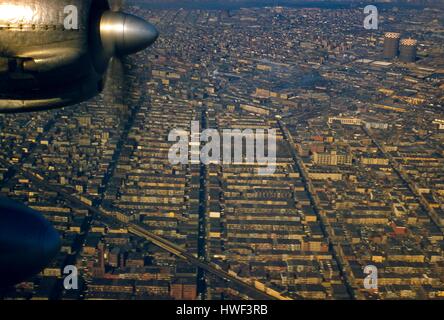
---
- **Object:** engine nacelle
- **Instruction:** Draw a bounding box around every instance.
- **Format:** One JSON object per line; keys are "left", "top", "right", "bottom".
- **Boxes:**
{"left": 0, "top": 0, "right": 158, "bottom": 112}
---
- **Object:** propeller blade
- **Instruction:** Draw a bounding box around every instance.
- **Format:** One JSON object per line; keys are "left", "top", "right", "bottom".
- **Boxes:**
{"left": 102, "top": 56, "right": 129, "bottom": 117}
{"left": 99, "top": 0, "right": 157, "bottom": 119}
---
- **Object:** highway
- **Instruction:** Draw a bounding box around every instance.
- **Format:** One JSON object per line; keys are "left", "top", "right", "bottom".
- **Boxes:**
{"left": 127, "top": 224, "right": 288, "bottom": 300}
{"left": 0, "top": 157, "right": 288, "bottom": 300}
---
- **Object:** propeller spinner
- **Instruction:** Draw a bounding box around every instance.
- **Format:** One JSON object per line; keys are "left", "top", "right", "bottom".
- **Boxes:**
{"left": 100, "top": 11, "right": 159, "bottom": 57}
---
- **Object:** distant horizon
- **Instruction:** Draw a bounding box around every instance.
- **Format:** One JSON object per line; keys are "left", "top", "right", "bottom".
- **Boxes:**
{"left": 128, "top": 0, "right": 435, "bottom": 10}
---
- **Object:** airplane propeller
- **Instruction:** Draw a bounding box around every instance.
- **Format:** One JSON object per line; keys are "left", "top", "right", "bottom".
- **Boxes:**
{"left": 102, "top": 0, "right": 158, "bottom": 116}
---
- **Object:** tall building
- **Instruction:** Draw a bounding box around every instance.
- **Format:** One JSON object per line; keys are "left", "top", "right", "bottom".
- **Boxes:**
{"left": 399, "top": 38, "right": 417, "bottom": 63}
{"left": 383, "top": 32, "right": 401, "bottom": 59}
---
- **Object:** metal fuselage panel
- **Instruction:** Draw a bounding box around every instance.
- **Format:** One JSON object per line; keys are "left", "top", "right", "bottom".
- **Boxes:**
{"left": 0, "top": 0, "right": 89, "bottom": 51}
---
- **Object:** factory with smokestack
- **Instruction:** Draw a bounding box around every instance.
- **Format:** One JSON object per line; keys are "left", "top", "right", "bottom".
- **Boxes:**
{"left": 383, "top": 32, "right": 418, "bottom": 63}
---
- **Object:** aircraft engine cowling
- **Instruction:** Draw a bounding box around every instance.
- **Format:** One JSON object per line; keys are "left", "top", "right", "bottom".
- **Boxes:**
{"left": 0, "top": 0, "right": 158, "bottom": 112}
